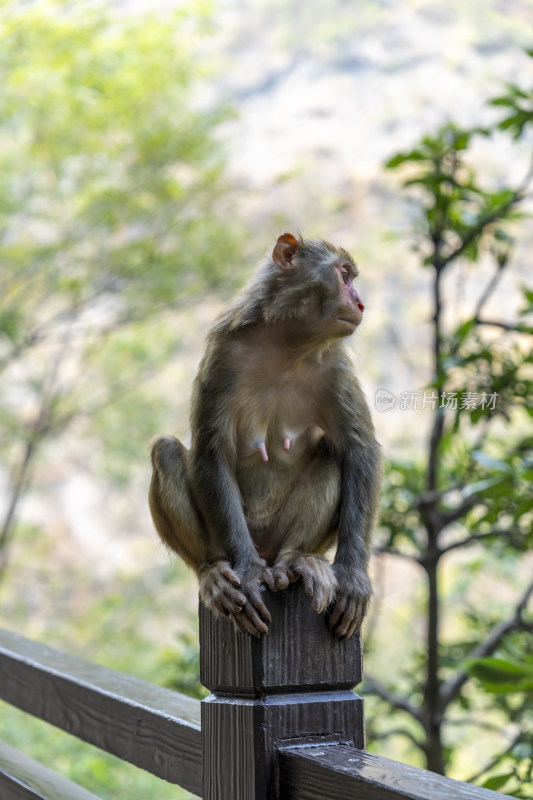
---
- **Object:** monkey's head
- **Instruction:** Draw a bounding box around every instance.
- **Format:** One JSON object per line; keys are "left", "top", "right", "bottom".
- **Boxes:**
{"left": 264, "top": 233, "right": 365, "bottom": 341}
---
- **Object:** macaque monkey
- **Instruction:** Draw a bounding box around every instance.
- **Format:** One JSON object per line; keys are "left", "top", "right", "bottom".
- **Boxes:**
{"left": 149, "top": 233, "right": 381, "bottom": 638}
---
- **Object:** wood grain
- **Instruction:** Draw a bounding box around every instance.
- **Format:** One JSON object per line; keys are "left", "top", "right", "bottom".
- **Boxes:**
{"left": 200, "top": 585, "right": 365, "bottom": 800}
{"left": 0, "top": 741, "right": 102, "bottom": 800}
{"left": 0, "top": 628, "right": 202, "bottom": 797}
{"left": 200, "top": 582, "right": 362, "bottom": 696}
{"left": 279, "top": 745, "right": 512, "bottom": 800}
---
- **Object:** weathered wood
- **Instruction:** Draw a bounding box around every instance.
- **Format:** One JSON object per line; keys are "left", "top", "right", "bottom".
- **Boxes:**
{"left": 279, "top": 745, "right": 512, "bottom": 800}
{"left": 200, "top": 584, "right": 364, "bottom": 800}
{"left": 0, "top": 741, "right": 102, "bottom": 800}
{"left": 0, "top": 628, "right": 202, "bottom": 797}
{"left": 200, "top": 582, "right": 362, "bottom": 695}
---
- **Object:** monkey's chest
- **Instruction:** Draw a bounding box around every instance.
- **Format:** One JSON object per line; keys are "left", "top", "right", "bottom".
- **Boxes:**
{"left": 233, "top": 379, "right": 326, "bottom": 465}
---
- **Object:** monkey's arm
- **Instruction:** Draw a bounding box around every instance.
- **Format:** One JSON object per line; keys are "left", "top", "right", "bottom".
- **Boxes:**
{"left": 189, "top": 363, "right": 276, "bottom": 635}
{"left": 329, "top": 374, "right": 382, "bottom": 637}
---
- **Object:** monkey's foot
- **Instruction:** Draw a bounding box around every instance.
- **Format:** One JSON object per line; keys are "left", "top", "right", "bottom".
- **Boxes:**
{"left": 328, "top": 567, "right": 372, "bottom": 638}
{"left": 275, "top": 554, "right": 337, "bottom": 614}
{"left": 198, "top": 560, "right": 247, "bottom": 617}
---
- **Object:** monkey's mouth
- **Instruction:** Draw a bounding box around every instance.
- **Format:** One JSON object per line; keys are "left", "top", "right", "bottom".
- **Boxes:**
{"left": 337, "top": 316, "right": 359, "bottom": 328}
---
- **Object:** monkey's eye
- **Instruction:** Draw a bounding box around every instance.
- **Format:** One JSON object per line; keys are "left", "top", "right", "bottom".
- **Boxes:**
{"left": 340, "top": 266, "right": 351, "bottom": 285}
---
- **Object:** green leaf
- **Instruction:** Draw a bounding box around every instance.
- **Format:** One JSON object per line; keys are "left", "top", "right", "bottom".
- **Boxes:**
{"left": 466, "top": 655, "right": 533, "bottom": 693}
{"left": 482, "top": 773, "right": 515, "bottom": 791}
{"left": 385, "top": 149, "right": 427, "bottom": 169}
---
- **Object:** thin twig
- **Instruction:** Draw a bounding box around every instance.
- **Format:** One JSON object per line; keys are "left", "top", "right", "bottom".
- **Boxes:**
{"left": 473, "top": 260, "right": 508, "bottom": 321}
{"left": 369, "top": 727, "right": 425, "bottom": 749}
{"left": 440, "top": 528, "right": 524, "bottom": 555}
{"left": 475, "top": 318, "right": 529, "bottom": 332}
{"left": 441, "top": 577, "right": 533, "bottom": 709}
{"left": 373, "top": 547, "right": 422, "bottom": 564}
{"left": 364, "top": 677, "right": 423, "bottom": 722}
{"left": 465, "top": 731, "right": 524, "bottom": 784}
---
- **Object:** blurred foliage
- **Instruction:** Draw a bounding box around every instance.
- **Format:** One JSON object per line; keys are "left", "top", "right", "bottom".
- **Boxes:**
{"left": 0, "top": 702, "right": 197, "bottom": 800}
{"left": 366, "top": 50, "right": 533, "bottom": 789}
{"left": 0, "top": 518, "right": 201, "bottom": 797}
{"left": 0, "top": 0, "right": 242, "bottom": 795}
{"left": 0, "top": 0, "right": 244, "bottom": 566}
{"left": 159, "top": 629, "right": 208, "bottom": 700}
{"left": 0, "top": 2, "right": 532, "bottom": 796}
{"left": 467, "top": 633, "right": 533, "bottom": 797}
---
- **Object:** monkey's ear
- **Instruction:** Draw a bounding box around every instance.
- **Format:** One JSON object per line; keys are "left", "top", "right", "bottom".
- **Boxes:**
{"left": 272, "top": 233, "right": 299, "bottom": 270}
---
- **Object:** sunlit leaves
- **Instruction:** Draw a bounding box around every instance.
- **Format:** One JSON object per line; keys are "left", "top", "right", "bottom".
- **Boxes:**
{"left": 386, "top": 122, "right": 524, "bottom": 270}
{"left": 467, "top": 654, "right": 533, "bottom": 694}
{"left": 0, "top": 1, "right": 244, "bottom": 565}
{"left": 375, "top": 49, "right": 533, "bottom": 781}
{"left": 0, "top": 0, "right": 243, "bottom": 339}
{"left": 467, "top": 638, "right": 533, "bottom": 797}
{"left": 490, "top": 69, "right": 533, "bottom": 140}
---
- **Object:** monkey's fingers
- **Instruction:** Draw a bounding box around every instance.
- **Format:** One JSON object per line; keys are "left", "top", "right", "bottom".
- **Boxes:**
{"left": 230, "top": 609, "right": 266, "bottom": 638}
{"left": 242, "top": 602, "right": 270, "bottom": 636}
{"left": 302, "top": 570, "right": 316, "bottom": 599}
{"left": 309, "top": 561, "right": 337, "bottom": 613}
{"left": 220, "top": 564, "right": 241, "bottom": 588}
{"left": 310, "top": 580, "right": 336, "bottom": 614}
{"left": 343, "top": 601, "right": 366, "bottom": 639}
{"left": 333, "top": 595, "right": 368, "bottom": 638}
{"left": 334, "top": 595, "right": 358, "bottom": 638}
{"left": 261, "top": 567, "right": 278, "bottom": 593}
{"left": 210, "top": 584, "right": 247, "bottom": 616}
{"left": 271, "top": 564, "right": 294, "bottom": 591}
{"left": 246, "top": 586, "right": 272, "bottom": 625}
{"left": 328, "top": 596, "right": 347, "bottom": 630}
{"left": 351, "top": 597, "right": 369, "bottom": 634}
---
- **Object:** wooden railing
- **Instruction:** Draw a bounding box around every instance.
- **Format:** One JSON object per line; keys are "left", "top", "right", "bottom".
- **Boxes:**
{"left": 0, "top": 584, "right": 510, "bottom": 799}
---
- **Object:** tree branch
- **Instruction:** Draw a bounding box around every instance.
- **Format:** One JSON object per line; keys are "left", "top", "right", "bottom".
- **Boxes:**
{"left": 440, "top": 496, "right": 479, "bottom": 527}
{"left": 475, "top": 318, "right": 530, "bottom": 332}
{"left": 369, "top": 727, "right": 424, "bottom": 749}
{"left": 364, "top": 677, "right": 423, "bottom": 722}
{"left": 465, "top": 730, "right": 524, "bottom": 784}
{"left": 440, "top": 528, "right": 525, "bottom": 555}
{"left": 373, "top": 546, "right": 422, "bottom": 564}
{"left": 434, "top": 188, "right": 525, "bottom": 273}
{"left": 441, "top": 577, "right": 533, "bottom": 709}
{"left": 473, "top": 259, "right": 508, "bottom": 321}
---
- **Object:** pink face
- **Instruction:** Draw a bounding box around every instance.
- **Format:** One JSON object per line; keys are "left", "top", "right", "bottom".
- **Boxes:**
{"left": 335, "top": 263, "right": 364, "bottom": 331}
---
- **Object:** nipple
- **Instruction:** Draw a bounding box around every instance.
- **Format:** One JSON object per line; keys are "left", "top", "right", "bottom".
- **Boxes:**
{"left": 254, "top": 440, "right": 269, "bottom": 462}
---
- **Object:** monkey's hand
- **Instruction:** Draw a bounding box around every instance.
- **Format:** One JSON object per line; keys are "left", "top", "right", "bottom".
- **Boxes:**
{"left": 199, "top": 559, "right": 272, "bottom": 637}
{"left": 198, "top": 560, "right": 248, "bottom": 617}
{"left": 275, "top": 553, "right": 337, "bottom": 614}
{"left": 328, "top": 565, "right": 373, "bottom": 638}
{"left": 228, "top": 561, "right": 277, "bottom": 637}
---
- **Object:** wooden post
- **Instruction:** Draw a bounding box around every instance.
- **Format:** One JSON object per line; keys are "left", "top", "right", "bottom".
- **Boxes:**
{"left": 199, "top": 582, "right": 364, "bottom": 800}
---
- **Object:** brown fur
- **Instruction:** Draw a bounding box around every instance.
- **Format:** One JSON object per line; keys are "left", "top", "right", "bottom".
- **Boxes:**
{"left": 149, "top": 233, "right": 381, "bottom": 637}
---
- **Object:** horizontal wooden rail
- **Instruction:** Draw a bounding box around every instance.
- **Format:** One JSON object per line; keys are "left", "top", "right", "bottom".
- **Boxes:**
{"left": 0, "top": 741, "right": 101, "bottom": 800}
{"left": 0, "top": 594, "right": 517, "bottom": 800}
{"left": 0, "top": 628, "right": 202, "bottom": 797}
{"left": 279, "top": 745, "right": 505, "bottom": 800}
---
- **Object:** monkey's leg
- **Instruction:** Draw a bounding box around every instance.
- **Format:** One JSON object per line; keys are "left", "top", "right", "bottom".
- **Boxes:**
{"left": 150, "top": 435, "right": 246, "bottom": 616}
{"left": 271, "top": 455, "right": 341, "bottom": 615}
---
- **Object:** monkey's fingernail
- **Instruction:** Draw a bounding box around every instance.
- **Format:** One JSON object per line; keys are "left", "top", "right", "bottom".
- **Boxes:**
{"left": 283, "top": 435, "right": 291, "bottom": 451}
